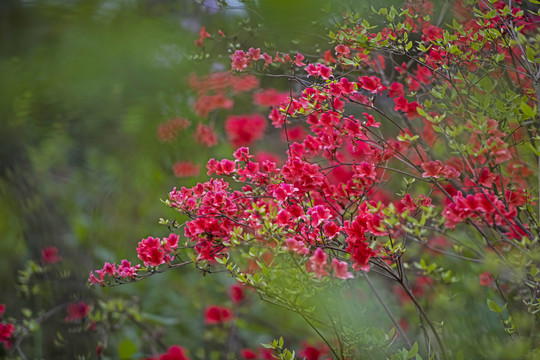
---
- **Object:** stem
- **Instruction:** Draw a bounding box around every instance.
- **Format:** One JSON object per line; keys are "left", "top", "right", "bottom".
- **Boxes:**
{"left": 398, "top": 281, "right": 448, "bottom": 360}
{"left": 530, "top": 289, "right": 538, "bottom": 350}
{"left": 127, "top": 313, "right": 168, "bottom": 352}
{"left": 535, "top": 79, "right": 540, "bottom": 225}
{"left": 298, "top": 310, "right": 341, "bottom": 360}
{"left": 364, "top": 273, "right": 413, "bottom": 348}
{"left": 323, "top": 303, "right": 345, "bottom": 360}
{"left": 102, "top": 261, "right": 193, "bottom": 287}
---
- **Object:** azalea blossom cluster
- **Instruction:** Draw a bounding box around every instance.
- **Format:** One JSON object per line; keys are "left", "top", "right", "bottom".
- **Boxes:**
{"left": 93, "top": 0, "right": 537, "bottom": 286}
{"left": 91, "top": 0, "right": 540, "bottom": 357}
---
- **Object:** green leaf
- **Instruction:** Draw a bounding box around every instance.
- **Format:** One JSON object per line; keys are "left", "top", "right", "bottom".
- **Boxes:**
{"left": 141, "top": 313, "right": 181, "bottom": 325}
{"left": 487, "top": 299, "right": 502, "bottom": 314}
{"left": 118, "top": 339, "right": 137, "bottom": 359}
{"left": 407, "top": 342, "right": 419, "bottom": 359}
{"left": 520, "top": 101, "right": 536, "bottom": 118}
{"left": 406, "top": 41, "right": 413, "bottom": 51}
{"left": 342, "top": 58, "right": 357, "bottom": 66}
{"left": 527, "top": 143, "right": 540, "bottom": 157}
{"left": 526, "top": 46, "right": 536, "bottom": 62}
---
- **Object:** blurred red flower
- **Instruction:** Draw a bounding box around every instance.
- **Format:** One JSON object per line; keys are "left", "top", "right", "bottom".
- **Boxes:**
{"left": 42, "top": 246, "right": 61, "bottom": 264}
{"left": 204, "top": 305, "right": 233, "bottom": 324}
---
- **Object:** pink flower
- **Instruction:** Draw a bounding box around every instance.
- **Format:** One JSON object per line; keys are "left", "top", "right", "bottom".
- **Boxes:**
{"left": 229, "top": 284, "right": 245, "bottom": 304}
{"left": 206, "top": 158, "right": 236, "bottom": 176}
{"left": 248, "top": 47, "right": 262, "bottom": 60}
{"left": 65, "top": 301, "right": 91, "bottom": 322}
{"left": 233, "top": 147, "right": 252, "bottom": 162}
{"left": 331, "top": 258, "right": 354, "bottom": 279}
{"left": 294, "top": 53, "right": 306, "bottom": 67}
{"left": 194, "top": 94, "right": 233, "bottom": 117}
{"left": 305, "top": 63, "right": 333, "bottom": 79}
{"left": 225, "top": 115, "right": 267, "bottom": 147}
{"left": 195, "top": 27, "right": 211, "bottom": 47}
{"left": 173, "top": 161, "right": 200, "bottom": 178}
{"left": 194, "top": 123, "right": 218, "bottom": 147}
{"left": 394, "top": 96, "right": 409, "bottom": 112}
{"left": 117, "top": 259, "right": 139, "bottom": 278}
{"left": 335, "top": 44, "right": 350, "bottom": 55}
{"left": 421, "top": 160, "right": 460, "bottom": 179}
{"left": 285, "top": 238, "right": 309, "bottom": 254}
{"left": 363, "top": 112, "right": 380, "bottom": 128}
{"left": 305, "top": 248, "right": 329, "bottom": 279}
{"left": 102, "top": 262, "right": 116, "bottom": 276}
{"left": 88, "top": 271, "right": 104, "bottom": 286}
{"left": 253, "top": 89, "right": 289, "bottom": 107}
{"left": 163, "top": 233, "right": 179, "bottom": 252}
{"left": 388, "top": 82, "right": 404, "bottom": 98}
{"left": 0, "top": 322, "right": 15, "bottom": 349}
{"left": 231, "top": 50, "right": 250, "bottom": 71}
{"left": 307, "top": 205, "right": 332, "bottom": 227}
{"left": 42, "top": 246, "right": 61, "bottom": 264}
{"left": 479, "top": 271, "right": 494, "bottom": 287}
{"left": 358, "top": 76, "right": 386, "bottom": 93}
{"left": 422, "top": 25, "right": 444, "bottom": 41}
{"left": 157, "top": 117, "right": 190, "bottom": 143}
{"left": 137, "top": 236, "right": 166, "bottom": 267}
{"left": 421, "top": 160, "right": 444, "bottom": 178}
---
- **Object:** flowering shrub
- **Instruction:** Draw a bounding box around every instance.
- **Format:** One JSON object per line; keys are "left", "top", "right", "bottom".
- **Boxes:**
{"left": 91, "top": 0, "right": 540, "bottom": 359}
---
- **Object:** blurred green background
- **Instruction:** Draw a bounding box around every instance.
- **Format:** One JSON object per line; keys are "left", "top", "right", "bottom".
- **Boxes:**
{"left": 0, "top": 0, "right": 353, "bottom": 358}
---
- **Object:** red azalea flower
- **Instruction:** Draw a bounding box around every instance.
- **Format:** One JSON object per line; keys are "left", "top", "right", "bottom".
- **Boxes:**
{"left": 0, "top": 322, "right": 15, "bottom": 349}
{"left": 253, "top": 88, "right": 289, "bottom": 107}
{"left": 240, "top": 349, "right": 258, "bottom": 360}
{"left": 204, "top": 305, "right": 233, "bottom": 324}
{"left": 335, "top": 44, "right": 350, "bottom": 55}
{"left": 195, "top": 26, "right": 211, "bottom": 47}
{"left": 157, "top": 117, "right": 190, "bottom": 142}
{"left": 173, "top": 161, "right": 201, "bottom": 178}
{"left": 160, "top": 345, "right": 190, "bottom": 360}
{"left": 194, "top": 123, "right": 218, "bottom": 147}
{"left": 42, "top": 246, "right": 61, "bottom": 264}
{"left": 225, "top": 114, "right": 267, "bottom": 147}
{"left": 479, "top": 271, "right": 494, "bottom": 287}
{"left": 65, "top": 301, "right": 91, "bottom": 322}
{"left": 229, "top": 284, "right": 245, "bottom": 304}
{"left": 299, "top": 342, "right": 328, "bottom": 360}
{"left": 357, "top": 76, "right": 386, "bottom": 93}
{"left": 422, "top": 25, "right": 444, "bottom": 41}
